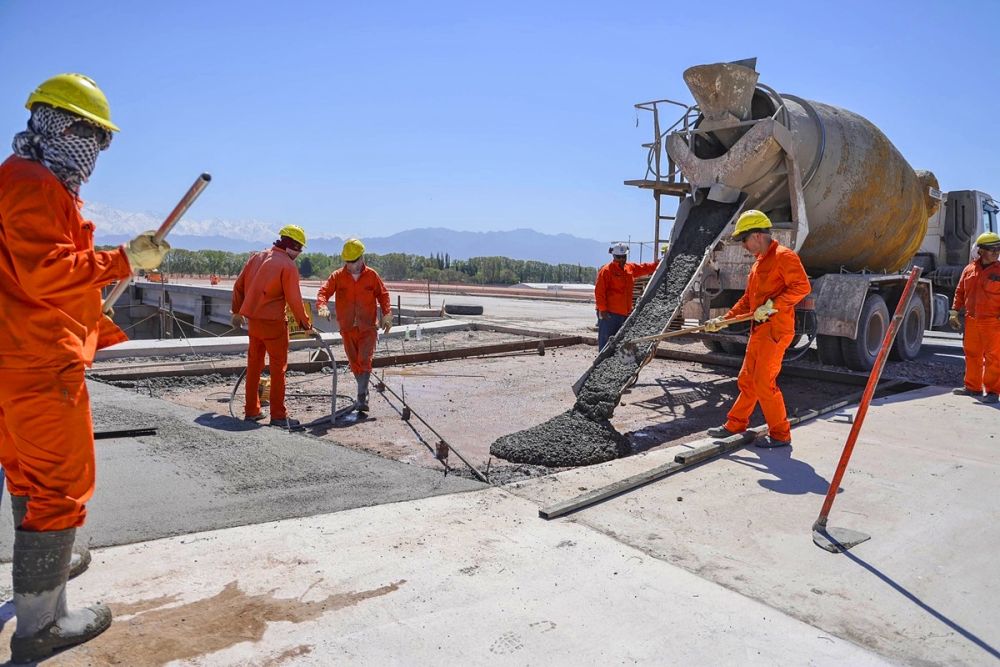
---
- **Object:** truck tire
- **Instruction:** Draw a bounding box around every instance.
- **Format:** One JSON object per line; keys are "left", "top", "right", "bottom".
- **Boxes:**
{"left": 702, "top": 339, "right": 725, "bottom": 353}
{"left": 443, "top": 304, "right": 484, "bottom": 316}
{"left": 841, "top": 294, "right": 889, "bottom": 371}
{"left": 889, "top": 297, "right": 925, "bottom": 361}
{"left": 720, "top": 340, "right": 747, "bottom": 356}
{"left": 816, "top": 334, "right": 845, "bottom": 366}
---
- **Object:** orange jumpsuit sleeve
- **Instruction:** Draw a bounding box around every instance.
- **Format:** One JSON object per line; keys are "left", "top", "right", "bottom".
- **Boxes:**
{"left": 2, "top": 174, "right": 130, "bottom": 297}
{"left": 316, "top": 273, "right": 336, "bottom": 308}
{"left": 232, "top": 253, "right": 254, "bottom": 314}
{"left": 374, "top": 272, "right": 391, "bottom": 316}
{"left": 282, "top": 264, "right": 310, "bottom": 329}
{"left": 631, "top": 260, "right": 659, "bottom": 278}
{"left": 952, "top": 264, "right": 972, "bottom": 312}
{"left": 726, "top": 287, "right": 753, "bottom": 320}
{"left": 595, "top": 267, "right": 609, "bottom": 312}
{"left": 772, "top": 250, "right": 811, "bottom": 313}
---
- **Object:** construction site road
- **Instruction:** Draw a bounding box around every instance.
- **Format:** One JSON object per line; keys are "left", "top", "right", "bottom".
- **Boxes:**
{"left": 0, "top": 386, "right": 993, "bottom": 665}
{"left": 0, "top": 381, "right": 484, "bottom": 554}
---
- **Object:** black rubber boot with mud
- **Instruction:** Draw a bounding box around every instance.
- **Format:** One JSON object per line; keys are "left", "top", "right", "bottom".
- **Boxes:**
{"left": 952, "top": 387, "right": 976, "bottom": 396}
{"left": 10, "top": 528, "right": 112, "bottom": 663}
{"left": 11, "top": 496, "right": 90, "bottom": 579}
{"left": 757, "top": 436, "right": 791, "bottom": 448}
{"left": 356, "top": 372, "right": 371, "bottom": 413}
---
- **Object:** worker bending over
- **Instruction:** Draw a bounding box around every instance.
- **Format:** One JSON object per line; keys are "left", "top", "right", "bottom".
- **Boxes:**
{"left": 949, "top": 232, "right": 1000, "bottom": 403}
{"left": 595, "top": 242, "right": 659, "bottom": 351}
{"left": 316, "top": 239, "right": 392, "bottom": 413}
{"left": 232, "top": 225, "right": 313, "bottom": 428}
{"left": 0, "top": 74, "right": 169, "bottom": 661}
{"left": 705, "top": 210, "right": 810, "bottom": 447}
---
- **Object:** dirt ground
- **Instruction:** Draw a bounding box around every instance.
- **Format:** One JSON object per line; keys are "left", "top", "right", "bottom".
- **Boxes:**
{"left": 106, "top": 329, "right": 865, "bottom": 485}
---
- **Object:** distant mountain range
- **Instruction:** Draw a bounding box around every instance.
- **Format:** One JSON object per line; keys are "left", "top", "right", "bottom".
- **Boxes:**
{"left": 85, "top": 202, "right": 611, "bottom": 266}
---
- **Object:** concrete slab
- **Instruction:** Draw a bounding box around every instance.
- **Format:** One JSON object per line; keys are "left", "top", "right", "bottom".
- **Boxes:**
{"left": 0, "top": 381, "right": 484, "bottom": 553}
{"left": 506, "top": 386, "right": 1000, "bottom": 665}
{"left": 0, "top": 490, "right": 887, "bottom": 666}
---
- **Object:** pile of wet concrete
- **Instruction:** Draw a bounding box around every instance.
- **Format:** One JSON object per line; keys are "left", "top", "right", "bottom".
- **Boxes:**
{"left": 491, "top": 197, "right": 741, "bottom": 467}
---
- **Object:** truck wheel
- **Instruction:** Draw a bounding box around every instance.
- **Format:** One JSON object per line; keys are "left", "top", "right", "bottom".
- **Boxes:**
{"left": 841, "top": 294, "right": 889, "bottom": 371}
{"left": 720, "top": 340, "right": 747, "bottom": 356}
{"left": 889, "top": 297, "right": 925, "bottom": 361}
{"left": 816, "top": 335, "right": 845, "bottom": 366}
{"left": 702, "top": 339, "right": 725, "bottom": 353}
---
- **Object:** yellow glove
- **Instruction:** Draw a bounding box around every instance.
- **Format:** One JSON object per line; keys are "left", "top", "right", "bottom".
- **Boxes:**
{"left": 231, "top": 312, "right": 244, "bottom": 329}
{"left": 124, "top": 231, "right": 171, "bottom": 271}
{"left": 753, "top": 298, "right": 778, "bottom": 323}
{"left": 703, "top": 316, "right": 727, "bottom": 333}
{"left": 318, "top": 304, "right": 331, "bottom": 319}
{"left": 948, "top": 309, "right": 961, "bottom": 330}
{"left": 380, "top": 312, "right": 393, "bottom": 333}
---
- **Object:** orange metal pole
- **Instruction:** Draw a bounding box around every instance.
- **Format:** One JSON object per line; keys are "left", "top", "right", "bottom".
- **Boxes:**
{"left": 813, "top": 266, "right": 922, "bottom": 530}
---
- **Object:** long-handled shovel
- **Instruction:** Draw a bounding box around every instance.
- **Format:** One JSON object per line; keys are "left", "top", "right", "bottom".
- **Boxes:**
{"left": 621, "top": 312, "right": 755, "bottom": 352}
{"left": 102, "top": 173, "right": 212, "bottom": 315}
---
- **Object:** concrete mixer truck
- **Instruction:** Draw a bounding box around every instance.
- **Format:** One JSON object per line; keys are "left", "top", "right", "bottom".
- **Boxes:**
{"left": 627, "top": 58, "right": 998, "bottom": 370}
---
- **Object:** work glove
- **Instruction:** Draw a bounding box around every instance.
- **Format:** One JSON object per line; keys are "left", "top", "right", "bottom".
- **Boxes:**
{"left": 231, "top": 312, "right": 245, "bottom": 329}
{"left": 753, "top": 298, "right": 778, "bottom": 323}
{"left": 317, "top": 304, "right": 331, "bottom": 319}
{"left": 703, "top": 316, "right": 727, "bottom": 333}
{"left": 597, "top": 310, "right": 608, "bottom": 320}
{"left": 380, "top": 312, "right": 393, "bottom": 333}
{"left": 948, "top": 309, "right": 961, "bottom": 330}
{"left": 124, "top": 231, "right": 171, "bottom": 271}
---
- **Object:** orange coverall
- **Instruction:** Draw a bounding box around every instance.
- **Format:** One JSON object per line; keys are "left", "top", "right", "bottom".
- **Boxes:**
{"left": 317, "top": 266, "right": 391, "bottom": 375}
{"left": 232, "top": 247, "right": 311, "bottom": 419}
{"left": 594, "top": 260, "right": 659, "bottom": 316}
{"left": 953, "top": 258, "right": 1000, "bottom": 395}
{"left": 0, "top": 156, "right": 132, "bottom": 531}
{"left": 723, "top": 239, "right": 811, "bottom": 442}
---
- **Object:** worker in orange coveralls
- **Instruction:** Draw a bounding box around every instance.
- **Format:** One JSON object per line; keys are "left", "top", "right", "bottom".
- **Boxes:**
{"left": 0, "top": 73, "right": 170, "bottom": 662}
{"left": 316, "top": 238, "right": 393, "bottom": 413}
{"left": 232, "top": 224, "right": 313, "bottom": 428}
{"left": 595, "top": 242, "right": 659, "bottom": 351}
{"left": 704, "top": 210, "right": 811, "bottom": 448}
{"left": 949, "top": 231, "right": 1000, "bottom": 403}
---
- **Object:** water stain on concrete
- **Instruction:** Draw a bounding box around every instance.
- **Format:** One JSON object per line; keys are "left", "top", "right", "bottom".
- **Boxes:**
{"left": 60, "top": 579, "right": 405, "bottom": 666}
{"left": 261, "top": 643, "right": 315, "bottom": 665}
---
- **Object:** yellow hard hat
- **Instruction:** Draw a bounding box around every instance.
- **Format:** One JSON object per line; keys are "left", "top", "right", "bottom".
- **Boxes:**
{"left": 26, "top": 73, "right": 120, "bottom": 132}
{"left": 976, "top": 231, "right": 1000, "bottom": 249}
{"left": 278, "top": 224, "right": 307, "bottom": 247}
{"left": 731, "top": 210, "right": 772, "bottom": 239}
{"left": 342, "top": 238, "right": 365, "bottom": 261}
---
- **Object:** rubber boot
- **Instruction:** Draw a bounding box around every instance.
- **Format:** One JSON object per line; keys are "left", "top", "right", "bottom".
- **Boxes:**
{"left": 10, "top": 528, "right": 112, "bottom": 663}
{"left": 11, "top": 496, "right": 90, "bottom": 579}
{"left": 356, "top": 372, "right": 371, "bottom": 413}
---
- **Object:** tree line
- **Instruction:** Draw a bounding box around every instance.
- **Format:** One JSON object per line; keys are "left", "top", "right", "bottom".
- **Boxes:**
{"left": 97, "top": 247, "right": 599, "bottom": 285}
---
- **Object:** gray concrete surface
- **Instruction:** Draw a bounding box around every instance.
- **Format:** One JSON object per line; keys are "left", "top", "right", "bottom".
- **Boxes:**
{"left": 0, "top": 381, "right": 483, "bottom": 553}
{"left": 507, "top": 386, "right": 1000, "bottom": 666}
{"left": 0, "top": 491, "right": 889, "bottom": 666}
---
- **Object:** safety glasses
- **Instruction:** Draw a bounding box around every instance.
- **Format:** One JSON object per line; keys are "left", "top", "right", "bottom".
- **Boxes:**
{"left": 66, "top": 121, "right": 112, "bottom": 150}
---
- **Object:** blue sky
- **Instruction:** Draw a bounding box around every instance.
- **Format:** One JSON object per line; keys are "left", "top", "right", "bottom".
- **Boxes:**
{"left": 1, "top": 0, "right": 997, "bottom": 248}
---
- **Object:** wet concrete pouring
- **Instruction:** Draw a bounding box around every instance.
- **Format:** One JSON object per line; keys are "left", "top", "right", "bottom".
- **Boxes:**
{"left": 491, "top": 198, "right": 741, "bottom": 467}
{"left": 61, "top": 306, "right": 962, "bottom": 553}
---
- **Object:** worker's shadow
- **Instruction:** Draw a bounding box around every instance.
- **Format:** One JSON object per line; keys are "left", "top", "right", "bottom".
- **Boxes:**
{"left": 840, "top": 550, "right": 999, "bottom": 663}
{"left": 627, "top": 373, "right": 740, "bottom": 453}
{"left": 193, "top": 413, "right": 265, "bottom": 432}
{"left": 726, "top": 446, "right": 834, "bottom": 495}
